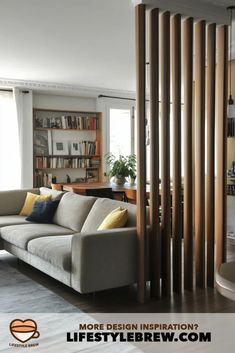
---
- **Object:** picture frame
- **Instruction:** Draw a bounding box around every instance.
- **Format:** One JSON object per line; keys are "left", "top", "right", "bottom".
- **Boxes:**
{"left": 70, "top": 141, "right": 81, "bottom": 155}
{"left": 33, "top": 131, "right": 49, "bottom": 156}
{"left": 35, "top": 116, "right": 44, "bottom": 128}
{"left": 52, "top": 141, "right": 69, "bottom": 155}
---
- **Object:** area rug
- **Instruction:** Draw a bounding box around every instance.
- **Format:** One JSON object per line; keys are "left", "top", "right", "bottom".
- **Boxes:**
{"left": 0, "top": 261, "right": 141, "bottom": 352}
{"left": 0, "top": 260, "right": 79, "bottom": 313}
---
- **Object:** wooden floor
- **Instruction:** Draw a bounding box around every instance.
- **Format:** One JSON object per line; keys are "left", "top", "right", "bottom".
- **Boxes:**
{"left": 1, "top": 244, "right": 235, "bottom": 313}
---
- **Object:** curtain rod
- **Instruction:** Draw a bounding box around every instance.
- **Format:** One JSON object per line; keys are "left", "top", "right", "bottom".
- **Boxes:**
{"left": 98, "top": 94, "right": 136, "bottom": 101}
{"left": 0, "top": 88, "right": 12, "bottom": 92}
{"left": 0, "top": 88, "right": 29, "bottom": 93}
{"left": 98, "top": 94, "right": 184, "bottom": 105}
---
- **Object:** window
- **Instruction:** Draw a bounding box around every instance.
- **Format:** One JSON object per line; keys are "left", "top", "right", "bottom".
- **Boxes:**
{"left": 0, "top": 91, "right": 21, "bottom": 190}
{"left": 109, "top": 108, "right": 133, "bottom": 157}
{"left": 107, "top": 102, "right": 135, "bottom": 158}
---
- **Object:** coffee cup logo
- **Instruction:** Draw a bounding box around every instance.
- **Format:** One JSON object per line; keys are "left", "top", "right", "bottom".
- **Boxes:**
{"left": 10, "top": 319, "right": 40, "bottom": 343}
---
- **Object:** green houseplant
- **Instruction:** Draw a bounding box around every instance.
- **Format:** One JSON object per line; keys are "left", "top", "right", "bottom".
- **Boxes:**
{"left": 105, "top": 153, "right": 137, "bottom": 185}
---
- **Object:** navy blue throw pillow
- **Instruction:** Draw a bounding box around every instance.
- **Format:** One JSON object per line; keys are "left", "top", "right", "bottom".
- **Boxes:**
{"left": 26, "top": 199, "right": 60, "bottom": 223}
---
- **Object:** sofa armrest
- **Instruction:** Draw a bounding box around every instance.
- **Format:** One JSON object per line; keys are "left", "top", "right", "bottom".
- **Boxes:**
{"left": 71, "top": 227, "right": 137, "bottom": 293}
{"left": 0, "top": 188, "right": 39, "bottom": 216}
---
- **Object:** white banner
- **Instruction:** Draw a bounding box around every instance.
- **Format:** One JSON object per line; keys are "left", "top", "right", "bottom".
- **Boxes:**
{"left": 0, "top": 313, "right": 234, "bottom": 352}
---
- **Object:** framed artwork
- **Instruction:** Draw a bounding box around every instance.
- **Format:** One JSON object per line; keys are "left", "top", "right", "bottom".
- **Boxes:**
{"left": 71, "top": 142, "right": 80, "bottom": 155}
{"left": 53, "top": 141, "right": 69, "bottom": 155}
{"left": 33, "top": 131, "right": 48, "bottom": 155}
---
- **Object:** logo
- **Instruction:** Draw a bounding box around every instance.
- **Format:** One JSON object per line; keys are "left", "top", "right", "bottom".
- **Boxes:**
{"left": 9, "top": 319, "right": 40, "bottom": 344}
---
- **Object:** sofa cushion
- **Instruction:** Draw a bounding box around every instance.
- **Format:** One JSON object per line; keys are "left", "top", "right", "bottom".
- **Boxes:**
{"left": 26, "top": 200, "right": 60, "bottom": 223}
{"left": 28, "top": 236, "right": 72, "bottom": 272}
{"left": 1, "top": 223, "right": 74, "bottom": 250}
{"left": 81, "top": 198, "right": 137, "bottom": 233}
{"left": 98, "top": 207, "right": 128, "bottom": 230}
{"left": 53, "top": 192, "right": 96, "bottom": 232}
{"left": 19, "top": 192, "right": 51, "bottom": 216}
{"left": 39, "top": 187, "right": 64, "bottom": 200}
{"left": 0, "top": 189, "right": 39, "bottom": 216}
{"left": 0, "top": 215, "right": 30, "bottom": 228}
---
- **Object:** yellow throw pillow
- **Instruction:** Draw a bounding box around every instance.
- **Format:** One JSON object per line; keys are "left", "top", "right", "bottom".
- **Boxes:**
{"left": 19, "top": 192, "right": 52, "bottom": 216}
{"left": 98, "top": 207, "right": 128, "bottom": 231}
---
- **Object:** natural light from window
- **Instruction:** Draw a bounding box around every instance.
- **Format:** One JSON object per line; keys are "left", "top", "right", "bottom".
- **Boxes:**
{"left": 0, "top": 91, "right": 21, "bottom": 190}
{"left": 109, "top": 108, "right": 131, "bottom": 157}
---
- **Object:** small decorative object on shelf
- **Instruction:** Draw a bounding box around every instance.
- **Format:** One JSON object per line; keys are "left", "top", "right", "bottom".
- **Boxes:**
{"left": 33, "top": 108, "right": 102, "bottom": 187}
{"left": 105, "top": 153, "right": 137, "bottom": 185}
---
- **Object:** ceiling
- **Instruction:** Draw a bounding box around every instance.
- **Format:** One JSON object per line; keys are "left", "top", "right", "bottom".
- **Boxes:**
{"left": 0, "top": 0, "right": 234, "bottom": 94}
{"left": 0, "top": 0, "right": 135, "bottom": 92}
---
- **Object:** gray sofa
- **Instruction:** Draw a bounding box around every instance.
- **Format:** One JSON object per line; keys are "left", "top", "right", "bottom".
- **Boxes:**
{"left": 0, "top": 188, "right": 138, "bottom": 293}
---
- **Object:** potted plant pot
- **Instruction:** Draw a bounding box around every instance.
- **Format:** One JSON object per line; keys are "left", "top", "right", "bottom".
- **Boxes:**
{"left": 114, "top": 176, "right": 126, "bottom": 185}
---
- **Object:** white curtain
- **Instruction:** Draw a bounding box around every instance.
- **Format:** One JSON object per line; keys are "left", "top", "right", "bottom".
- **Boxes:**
{"left": 13, "top": 88, "right": 33, "bottom": 189}
{"left": 13, "top": 88, "right": 24, "bottom": 188}
{"left": 0, "top": 90, "right": 21, "bottom": 190}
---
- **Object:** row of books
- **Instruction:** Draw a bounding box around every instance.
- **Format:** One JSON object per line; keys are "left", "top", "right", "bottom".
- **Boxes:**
{"left": 35, "top": 157, "right": 100, "bottom": 169}
{"left": 72, "top": 140, "right": 97, "bottom": 156}
{"left": 34, "top": 130, "right": 98, "bottom": 156}
{"left": 34, "top": 171, "right": 52, "bottom": 188}
{"left": 35, "top": 115, "right": 98, "bottom": 130}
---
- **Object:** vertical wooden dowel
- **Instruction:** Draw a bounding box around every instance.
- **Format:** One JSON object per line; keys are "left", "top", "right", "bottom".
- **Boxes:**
{"left": 215, "top": 25, "right": 228, "bottom": 269}
{"left": 183, "top": 17, "right": 194, "bottom": 291}
{"left": 135, "top": 4, "right": 147, "bottom": 304}
{"left": 172, "top": 13, "right": 182, "bottom": 293}
{"left": 195, "top": 20, "right": 206, "bottom": 288}
{"left": 160, "top": 11, "right": 171, "bottom": 296}
{"left": 149, "top": 8, "right": 160, "bottom": 298}
{"left": 206, "top": 23, "right": 216, "bottom": 287}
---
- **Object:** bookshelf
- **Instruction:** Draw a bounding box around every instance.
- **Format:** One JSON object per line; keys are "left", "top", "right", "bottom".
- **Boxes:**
{"left": 33, "top": 108, "right": 102, "bottom": 187}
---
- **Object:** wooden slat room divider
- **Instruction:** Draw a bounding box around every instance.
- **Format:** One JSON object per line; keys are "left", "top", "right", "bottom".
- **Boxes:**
{"left": 135, "top": 4, "right": 147, "bottom": 304}
{"left": 195, "top": 20, "right": 206, "bottom": 288}
{"left": 149, "top": 8, "right": 160, "bottom": 299}
{"left": 215, "top": 25, "right": 228, "bottom": 269}
{"left": 172, "top": 13, "right": 182, "bottom": 294}
{"left": 206, "top": 23, "right": 216, "bottom": 287}
{"left": 135, "top": 4, "right": 228, "bottom": 302}
{"left": 160, "top": 11, "right": 171, "bottom": 297}
{"left": 183, "top": 17, "right": 194, "bottom": 291}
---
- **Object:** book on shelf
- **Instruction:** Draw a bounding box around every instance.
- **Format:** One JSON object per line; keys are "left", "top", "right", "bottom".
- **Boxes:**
{"left": 70, "top": 140, "right": 97, "bottom": 156}
{"left": 35, "top": 156, "right": 98, "bottom": 169}
{"left": 35, "top": 114, "right": 98, "bottom": 130}
{"left": 35, "top": 171, "right": 53, "bottom": 188}
{"left": 48, "top": 130, "right": 52, "bottom": 154}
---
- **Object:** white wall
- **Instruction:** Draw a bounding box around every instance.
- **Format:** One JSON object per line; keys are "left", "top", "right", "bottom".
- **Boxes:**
{"left": 33, "top": 93, "right": 96, "bottom": 111}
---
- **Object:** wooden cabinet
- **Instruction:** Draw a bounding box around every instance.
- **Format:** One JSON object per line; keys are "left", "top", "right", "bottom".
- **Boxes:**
{"left": 33, "top": 108, "right": 102, "bottom": 187}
